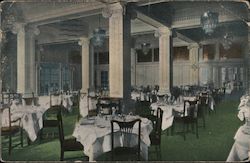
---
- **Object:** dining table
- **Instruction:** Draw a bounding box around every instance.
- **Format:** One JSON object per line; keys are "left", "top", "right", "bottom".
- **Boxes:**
{"left": 150, "top": 101, "right": 189, "bottom": 130}
{"left": 1, "top": 100, "right": 47, "bottom": 142}
{"left": 38, "top": 94, "right": 73, "bottom": 112}
{"left": 72, "top": 115, "right": 153, "bottom": 161}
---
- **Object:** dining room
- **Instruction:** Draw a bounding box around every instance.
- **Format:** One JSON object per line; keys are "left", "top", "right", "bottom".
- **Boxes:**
{"left": 0, "top": 0, "right": 250, "bottom": 162}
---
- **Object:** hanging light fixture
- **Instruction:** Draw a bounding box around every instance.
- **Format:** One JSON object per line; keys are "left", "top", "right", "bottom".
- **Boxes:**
{"left": 141, "top": 43, "right": 151, "bottom": 55}
{"left": 200, "top": 11, "right": 219, "bottom": 35}
{"left": 92, "top": 15, "right": 106, "bottom": 47}
{"left": 222, "top": 32, "right": 233, "bottom": 50}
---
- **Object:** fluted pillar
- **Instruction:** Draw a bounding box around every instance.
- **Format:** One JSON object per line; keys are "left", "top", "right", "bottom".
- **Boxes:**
{"left": 155, "top": 27, "right": 172, "bottom": 94}
{"left": 79, "top": 37, "right": 90, "bottom": 93}
{"left": 188, "top": 43, "right": 199, "bottom": 85}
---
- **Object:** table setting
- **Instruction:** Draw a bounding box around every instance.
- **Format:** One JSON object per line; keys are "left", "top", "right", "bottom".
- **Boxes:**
{"left": 72, "top": 114, "right": 153, "bottom": 161}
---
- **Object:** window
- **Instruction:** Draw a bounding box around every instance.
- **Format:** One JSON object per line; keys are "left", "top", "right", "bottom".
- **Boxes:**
{"left": 99, "top": 52, "right": 109, "bottom": 64}
{"left": 219, "top": 43, "right": 242, "bottom": 59}
{"left": 137, "top": 49, "right": 153, "bottom": 62}
{"left": 101, "top": 71, "right": 109, "bottom": 88}
{"left": 203, "top": 44, "right": 215, "bottom": 60}
{"left": 173, "top": 46, "right": 189, "bottom": 61}
{"left": 153, "top": 48, "right": 159, "bottom": 62}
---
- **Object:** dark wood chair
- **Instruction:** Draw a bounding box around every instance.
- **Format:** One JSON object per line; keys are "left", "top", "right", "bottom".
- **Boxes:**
{"left": 149, "top": 107, "right": 163, "bottom": 160}
{"left": 200, "top": 92, "right": 211, "bottom": 115}
{"left": 57, "top": 108, "right": 84, "bottom": 161}
{"left": 97, "top": 97, "right": 121, "bottom": 115}
{"left": 183, "top": 100, "right": 199, "bottom": 139}
{"left": 1, "top": 104, "right": 23, "bottom": 155}
{"left": 111, "top": 119, "right": 141, "bottom": 161}
{"left": 39, "top": 93, "right": 62, "bottom": 140}
{"left": 172, "top": 100, "right": 199, "bottom": 140}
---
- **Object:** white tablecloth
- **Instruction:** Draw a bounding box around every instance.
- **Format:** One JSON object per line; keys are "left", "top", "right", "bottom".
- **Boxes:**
{"left": 38, "top": 95, "right": 73, "bottom": 112}
{"left": 1, "top": 103, "right": 47, "bottom": 141}
{"left": 150, "top": 102, "right": 188, "bottom": 130}
{"left": 131, "top": 91, "right": 151, "bottom": 102}
{"left": 72, "top": 115, "right": 153, "bottom": 161}
{"left": 79, "top": 95, "right": 98, "bottom": 117}
{"left": 226, "top": 125, "right": 250, "bottom": 162}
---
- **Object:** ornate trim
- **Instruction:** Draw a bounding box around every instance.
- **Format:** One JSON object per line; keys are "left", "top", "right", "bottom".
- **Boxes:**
{"left": 78, "top": 37, "right": 90, "bottom": 46}
{"left": 154, "top": 26, "right": 172, "bottom": 38}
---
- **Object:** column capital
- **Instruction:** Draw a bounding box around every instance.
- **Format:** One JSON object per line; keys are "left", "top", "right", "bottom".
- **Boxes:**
{"left": 78, "top": 37, "right": 90, "bottom": 46}
{"left": 188, "top": 43, "right": 199, "bottom": 50}
{"left": 102, "top": 2, "right": 125, "bottom": 18}
{"left": 154, "top": 26, "right": 172, "bottom": 38}
{"left": 12, "top": 22, "right": 26, "bottom": 34}
{"left": 27, "top": 25, "right": 40, "bottom": 36}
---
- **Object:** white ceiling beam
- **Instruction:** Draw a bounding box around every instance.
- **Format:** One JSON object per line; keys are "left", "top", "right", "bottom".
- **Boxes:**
{"left": 135, "top": 10, "right": 197, "bottom": 43}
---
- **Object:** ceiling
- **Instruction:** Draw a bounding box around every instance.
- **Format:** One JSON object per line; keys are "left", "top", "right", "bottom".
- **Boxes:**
{"left": 2, "top": 1, "right": 249, "bottom": 45}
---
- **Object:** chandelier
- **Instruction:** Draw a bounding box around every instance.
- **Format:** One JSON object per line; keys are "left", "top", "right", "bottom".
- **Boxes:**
{"left": 200, "top": 11, "right": 219, "bottom": 35}
{"left": 92, "top": 14, "right": 106, "bottom": 47}
{"left": 222, "top": 32, "right": 233, "bottom": 50}
{"left": 141, "top": 43, "right": 151, "bottom": 55}
{"left": 92, "top": 27, "right": 106, "bottom": 47}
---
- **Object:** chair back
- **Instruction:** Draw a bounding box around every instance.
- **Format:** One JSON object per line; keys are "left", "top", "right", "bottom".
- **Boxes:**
{"left": 184, "top": 100, "right": 198, "bottom": 118}
{"left": 57, "top": 108, "right": 64, "bottom": 144}
{"left": 1, "top": 92, "right": 22, "bottom": 105}
{"left": 50, "top": 91, "right": 62, "bottom": 107}
{"left": 151, "top": 94, "right": 158, "bottom": 103}
{"left": 1, "top": 105, "right": 12, "bottom": 130}
{"left": 111, "top": 119, "right": 141, "bottom": 160}
{"left": 150, "top": 108, "right": 163, "bottom": 145}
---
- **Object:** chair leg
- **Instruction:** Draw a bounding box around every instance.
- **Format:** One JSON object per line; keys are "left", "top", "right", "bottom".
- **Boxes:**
{"left": 20, "top": 129, "right": 23, "bottom": 147}
{"left": 183, "top": 122, "right": 186, "bottom": 140}
{"left": 202, "top": 115, "right": 206, "bottom": 129}
{"left": 159, "top": 145, "right": 162, "bottom": 160}
{"left": 9, "top": 134, "right": 12, "bottom": 155}
{"left": 39, "top": 129, "right": 44, "bottom": 141}
{"left": 60, "top": 150, "right": 64, "bottom": 161}
{"left": 196, "top": 121, "right": 199, "bottom": 139}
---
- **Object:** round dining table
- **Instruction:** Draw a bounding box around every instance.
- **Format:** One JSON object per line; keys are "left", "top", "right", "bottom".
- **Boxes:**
{"left": 72, "top": 115, "right": 153, "bottom": 161}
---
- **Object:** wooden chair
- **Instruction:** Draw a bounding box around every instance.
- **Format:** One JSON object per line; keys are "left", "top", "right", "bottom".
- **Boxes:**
{"left": 149, "top": 107, "right": 163, "bottom": 160}
{"left": 39, "top": 93, "right": 62, "bottom": 140}
{"left": 97, "top": 97, "right": 121, "bottom": 115}
{"left": 111, "top": 119, "right": 141, "bottom": 161}
{"left": 57, "top": 108, "right": 84, "bottom": 161}
{"left": 1, "top": 104, "right": 23, "bottom": 155}
{"left": 183, "top": 100, "right": 199, "bottom": 139}
{"left": 172, "top": 100, "right": 199, "bottom": 140}
{"left": 200, "top": 93, "right": 211, "bottom": 115}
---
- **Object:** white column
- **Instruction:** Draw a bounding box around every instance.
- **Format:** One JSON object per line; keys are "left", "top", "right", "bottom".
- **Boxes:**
{"left": 14, "top": 23, "right": 26, "bottom": 94}
{"left": 13, "top": 24, "right": 39, "bottom": 97}
{"left": 131, "top": 48, "right": 136, "bottom": 86}
{"left": 188, "top": 43, "right": 199, "bottom": 85}
{"left": 27, "top": 25, "right": 40, "bottom": 95}
{"left": 155, "top": 27, "right": 172, "bottom": 94}
{"left": 79, "top": 37, "right": 90, "bottom": 93}
{"left": 105, "top": 2, "right": 131, "bottom": 99}
{"left": 89, "top": 42, "right": 95, "bottom": 91}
